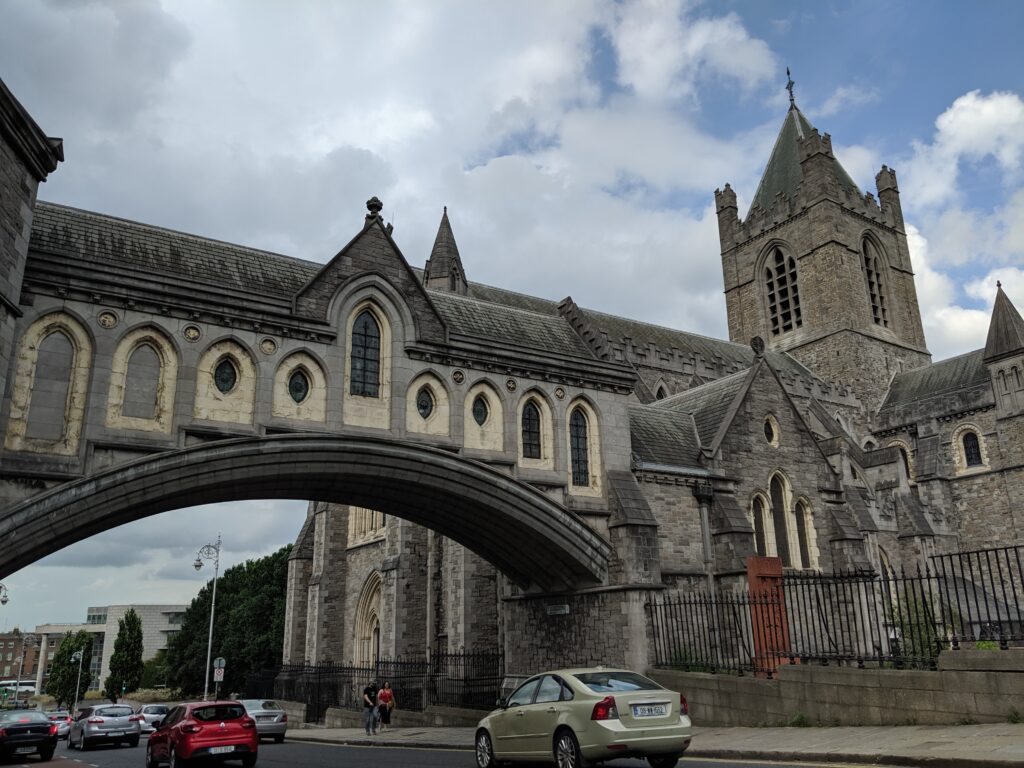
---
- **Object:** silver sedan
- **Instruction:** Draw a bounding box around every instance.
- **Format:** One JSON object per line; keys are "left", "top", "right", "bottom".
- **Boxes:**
{"left": 238, "top": 699, "right": 288, "bottom": 743}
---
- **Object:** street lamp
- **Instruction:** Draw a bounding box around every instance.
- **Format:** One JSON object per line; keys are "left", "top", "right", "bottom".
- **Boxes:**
{"left": 193, "top": 533, "right": 222, "bottom": 701}
{"left": 14, "top": 633, "right": 37, "bottom": 707}
{"left": 71, "top": 649, "right": 86, "bottom": 715}
{"left": 0, "top": 582, "right": 8, "bottom": 605}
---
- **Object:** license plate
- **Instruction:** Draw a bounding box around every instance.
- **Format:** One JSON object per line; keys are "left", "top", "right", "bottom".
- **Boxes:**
{"left": 15, "top": 747, "right": 36, "bottom": 754}
{"left": 209, "top": 746, "right": 234, "bottom": 754}
{"left": 632, "top": 704, "right": 667, "bottom": 718}
{"left": 106, "top": 730, "right": 124, "bottom": 736}
{"left": 257, "top": 715, "right": 273, "bottom": 721}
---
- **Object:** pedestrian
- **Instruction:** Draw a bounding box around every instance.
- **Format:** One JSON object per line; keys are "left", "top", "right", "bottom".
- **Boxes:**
{"left": 377, "top": 681, "right": 395, "bottom": 731}
{"left": 362, "top": 679, "right": 378, "bottom": 736}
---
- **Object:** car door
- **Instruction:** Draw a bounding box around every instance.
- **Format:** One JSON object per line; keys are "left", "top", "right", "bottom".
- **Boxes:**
{"left": 491, "top": 677, "right": 540, "bottom": 758}
{"left": 151, "top": 706, "right": 182, "bottom": 762}
{"left": 520, "top": 675, "right": 569, "bottom": 755}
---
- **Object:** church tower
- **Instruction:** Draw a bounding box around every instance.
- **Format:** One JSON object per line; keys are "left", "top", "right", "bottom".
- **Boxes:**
{"left": 716, "top": 74, "right": 930, "bottom": 416}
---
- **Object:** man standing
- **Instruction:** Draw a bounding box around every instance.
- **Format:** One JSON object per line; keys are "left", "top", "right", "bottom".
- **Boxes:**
{"left": 362, "top": 680, "right": 379, "bottom": 736}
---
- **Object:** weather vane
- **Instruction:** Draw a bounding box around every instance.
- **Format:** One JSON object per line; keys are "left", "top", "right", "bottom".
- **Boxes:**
{"left": 786, "top": 67, "right": 795, "bottom": 107}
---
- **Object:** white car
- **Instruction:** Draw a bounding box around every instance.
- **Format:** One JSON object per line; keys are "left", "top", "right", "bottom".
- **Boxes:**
{"left": 134, "top": 704, "right": 169, "bottom": 734}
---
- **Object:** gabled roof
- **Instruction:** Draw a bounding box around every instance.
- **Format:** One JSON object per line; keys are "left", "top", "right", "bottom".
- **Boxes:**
{"left": 983, "top": 285, "right": 1024, "bottom": 363}
{"left": 658, "top": 367, "right": 750, "bottom": 447}
{"left": 879, "top": 349, "right": 989, "bottom": 410}
{"left": 627, "top": 405, "right": 701, "bottom": 469}
{"left": 748, "top": 105, "right": 860, "bottom": 218}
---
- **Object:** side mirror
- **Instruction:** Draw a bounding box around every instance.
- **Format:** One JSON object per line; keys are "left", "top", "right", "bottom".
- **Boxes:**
{"left": 495, "top": 697, "right": 506, "bottom": 709}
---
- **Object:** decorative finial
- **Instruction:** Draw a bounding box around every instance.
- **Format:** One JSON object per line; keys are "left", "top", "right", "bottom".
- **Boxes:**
{"left": 444, "top": 205, "right": 447, "bottom": 214}
{"left": 786, "top": 67, "right": 795, "bottom": 108}
{"left": 997, "top": 280, "right": 1002, "bottom": 289}
{"left": 366, "top": 196, "right": 383, "bottom": 220}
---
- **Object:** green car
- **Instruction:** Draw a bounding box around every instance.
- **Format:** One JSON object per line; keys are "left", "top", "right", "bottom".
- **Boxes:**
{"left": 475, "top": 668, "right": 692, "bottom": 768}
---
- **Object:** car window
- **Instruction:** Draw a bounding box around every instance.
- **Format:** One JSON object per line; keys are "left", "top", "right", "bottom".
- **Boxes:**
{"left": 99, "top": 706, "right": 134, "bottom": 717}
{"left": 144, "top": 706, "right": 168, "bottom": 715}
{"left": 507, "top": 678, "right": 541, "bottom": 707}
{"left": 534, "top": 675, "right": 563, "bottom": 704}
{"left": 560, "top": 680, "right": 575, "bottom": 701}
{"left": 573, "top": 671, "right": 664, "bottom": 693}
{"left": 240, "top": 699, "right": 279, "bottom": 710}
{"left": 191, "top": 704, "right": 246, "bottom": 722}
{"left": 162, "top": 706, "right": 183, "bottom": 728}
{"left": 76, "top": 708, "right": 93, "bottom": 721}
{"left": 0, "top": 710, "right": 49, "bottom": 723}
{"left": 257, "top": 700, "right": 279, "bottom": 710}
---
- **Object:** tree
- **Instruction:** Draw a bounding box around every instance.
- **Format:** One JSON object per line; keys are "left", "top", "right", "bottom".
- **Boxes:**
{"left": 140, "top": 650, "right": 169, "bottom": 689}
{"left": 168, "top": 545, "right": 291, "bottom": 696}
{"left": 45, "top": 631, "right": 94, "bottom": 709}
{"left": 104, "top": 608, "right": 144, "bottom": 701}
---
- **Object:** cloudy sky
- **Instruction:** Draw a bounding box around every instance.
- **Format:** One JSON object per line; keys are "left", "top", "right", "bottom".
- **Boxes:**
{"left": 2, "top": 0, "right": 1024, "bottom": 633}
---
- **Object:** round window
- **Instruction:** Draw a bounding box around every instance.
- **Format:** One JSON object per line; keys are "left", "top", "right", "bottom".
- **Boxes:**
{"left": 763, "top": 416, "right": 778, "bottom": 446}
{"left": 214, "top": 358, "right": 238, "bottom": 394}
{"left": 416, "top": 386, "right": 434, "bottom": 419}
{"left": 472, "top": 394, "right": 489, "bottom": 426}
{"left": 288, "top": 370, "right": 310, "bottom": 404}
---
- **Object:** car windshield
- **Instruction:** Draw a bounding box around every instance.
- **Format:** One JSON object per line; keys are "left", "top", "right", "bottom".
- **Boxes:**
{"left": 241, "top": 700, "right": 279, "bottom": 710}
{"left": 192, "top": 704, "right": 246, "bottom": 722}
{"left": 98, "top": 706, "right": 134, "bottom": 717}
{"left": 144, "top": 706, "right": 168, "bottom": 714}
{"left": 0, "top": 710, "right": 49, "bottom": 723}
{"left": 573, "top": 671, "right": 663, "bottom": 693}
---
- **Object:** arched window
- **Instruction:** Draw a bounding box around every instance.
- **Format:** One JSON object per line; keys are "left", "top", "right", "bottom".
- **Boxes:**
{"left": 656, "top": 386, "right": 667, "bottom": 400}
{"left": 795, "top": 500, "right": 812, "bottom": 569}
{"left": 765, "top": 247, "right": 802, "bottom": 336}
{"left": 416, "top": 385, "right": 435, "bottom": 419}
{"left": 962, "top": 431, "right": 983, "bottom": 467}
{"left": 769, "top": 475, "right": 792, "bottom": 567}
{"left": 752, "top": 497, "right": 768, "bottom": 557}
{"left": 862, "top": 237, "right": 889, "bottom": 327}
{"left": 122, "top": 343, "right": 161, "bottom": 420}
{"left": 25, "top": 331, "right": 74, "bottom": 441}
{"left": 898, "top": 446, "right": 911, "bottom": 479}
{"left": 522, "top": 400, "right": 542, "bottom": 459}
{"left": 354, "top": 573, "right": 382, "bottom": 665}
{"left": 214, "top": 357, "right": 238, "bottom": 394}
{"left": 472, "top": 394, "right": 489, "bottom": 426}
{"left": 569, "top": 408, "right": 590, "bottom": 486}
{"left": 350, "top": 310, "right": 381, "bottom": 397}
{"left": 288, "top": 369, "right": 310, "bottom": 403}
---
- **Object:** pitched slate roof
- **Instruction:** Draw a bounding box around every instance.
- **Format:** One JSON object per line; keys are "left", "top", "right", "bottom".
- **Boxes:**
{"left": 628, "top": 405, "right": 701, "bottom": 468}
{"left": 428, "top": 291, "right": 595, "bottom": 358}
{"left": 983, "top": 285, "right": 1024, "bottom": 363}
{"left": 749, "top": 105, "right": 860, "bottom": 218}
{"left": 879, "top": 350, "right": 989, "bottom": 410}
{"left": 30, "top": 201, "right": 317, "bottom": 298}
{"left": 424, "top": 207, "right": 466, "bottom": 283}
{"left": 658, "top": 368, "right": 750, "bottom": 446}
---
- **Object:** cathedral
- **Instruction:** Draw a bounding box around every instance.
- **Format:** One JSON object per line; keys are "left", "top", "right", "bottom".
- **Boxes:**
{"left": 281, "top": 95, "right": 1024, "bottom": 667}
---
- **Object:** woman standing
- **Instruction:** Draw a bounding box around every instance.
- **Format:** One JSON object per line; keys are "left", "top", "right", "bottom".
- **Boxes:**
{"left": 377, "top": 681, "right": 395, "bottom": 731}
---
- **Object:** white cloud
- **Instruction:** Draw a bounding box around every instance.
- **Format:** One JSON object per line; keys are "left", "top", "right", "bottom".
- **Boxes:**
{"left": 833, "top": 143, "right": 881, "bottom": 193}
{"left": 816, "top": 84, "right": 879, "bottom": 118}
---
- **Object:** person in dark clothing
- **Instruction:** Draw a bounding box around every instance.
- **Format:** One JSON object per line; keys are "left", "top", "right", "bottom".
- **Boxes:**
{"left": 362, "top": 680, "right": 379, "bottom": 735}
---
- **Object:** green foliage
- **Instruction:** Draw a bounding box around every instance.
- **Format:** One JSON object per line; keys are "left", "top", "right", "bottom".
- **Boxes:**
{"left": 130, "top": 687, "right": 181, "bottom": 703}
{"left": 1008, "top": 709, "right": 1022, "bottom": 724}
{"left": 44, "top": 631, "right": 94, "bottom": 710}
{"left": 786, "top": 712, "right": 811, "bottom": 727}
{"left": 104, "top": 608, "right": 145, "bottom": 701}
{"left": 972, "top": 640, "right": 999, "bottom": 650}
{"left": 168, "top": 545, "right": 292, "bottom": 696}
{"left": 889, "top": 594, "right": 940, "bottom": 665}
{"left": 140, "top": 650, "right": 169, "bottom": 690}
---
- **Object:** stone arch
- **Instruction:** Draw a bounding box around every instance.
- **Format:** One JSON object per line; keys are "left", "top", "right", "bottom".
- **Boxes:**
{"left": 886, "top": 438, "right": 915, "bottom": 483}
{"left": 951, "top": 422, "right": 989, "bottom": 473}
{"left": 860, "top": 231, "right": 890, "bottom": 328}
{"left": 194, "top": 338, "right": 257, "bottom": 424}
{"left": 273, "top": 350, "right": 328, "bottom": 422}
{"left": 750, "top": 492, "right": 775, "bottom": 557}
{"left": 517, "top": 389, "right": 555, "bottom": 471}
{"left": 793, "top": 495, "right": 818, "bottom": 570}
{"left": 565, "top": 397, "right": 603, "bottom": 497}
{"left": 0, "top": 434, "right": 612, "bottom": 591}
{"left": 756, "top": 239, "right": 802, "bottom": 338}
{"left": 463, "top": 379, "right": 504, "bottom": 452}
{"left": 405, "top": 370, "right": 450, "bottom": 437}
{"left": 106, "top": 325, "right": 178, "bottom": 433}
{"left": 5, "top": 311, "right": 93, "bottom": 456}
{"left": 354, "top": 571, "right": 382, "bottom": 665}
{"left": 342, "top": 299, "right": 393, "bottom": 430}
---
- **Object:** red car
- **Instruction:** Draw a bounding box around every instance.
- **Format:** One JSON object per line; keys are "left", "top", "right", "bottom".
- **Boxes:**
{"left": 145, "top": 701, "right": 257, "bottom": 768}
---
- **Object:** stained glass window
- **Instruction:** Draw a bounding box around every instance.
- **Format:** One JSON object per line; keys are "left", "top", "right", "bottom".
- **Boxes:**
{"left": 522, "top": 401, "right": 541, "bottom": 459}
{"left": 351, "top": 310, "right": 380, "bottom": 397}
{"left": 570, "top": 408, "right": 590, "bottom": 486}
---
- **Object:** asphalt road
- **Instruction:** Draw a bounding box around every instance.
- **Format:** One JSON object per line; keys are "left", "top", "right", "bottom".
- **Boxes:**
{"left": 0, "top": 739, "right": 897, "bottom": 768}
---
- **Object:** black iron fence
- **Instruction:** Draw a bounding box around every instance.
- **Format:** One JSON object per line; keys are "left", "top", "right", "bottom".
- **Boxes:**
{"left": 648, "top": 545, "right": 1024, "bottom": 677}
{"left": 249, "top": 650, "right": 504, "bottom": 723}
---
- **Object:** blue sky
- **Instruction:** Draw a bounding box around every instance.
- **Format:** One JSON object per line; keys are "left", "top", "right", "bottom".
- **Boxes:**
{"left": 1, "top": 0, "right": 1023, "bottom": 633}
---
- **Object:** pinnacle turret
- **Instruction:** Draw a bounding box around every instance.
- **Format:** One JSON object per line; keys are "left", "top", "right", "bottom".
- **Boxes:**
{"left": 423, "top": 206, "right": 467, "bottom": 294}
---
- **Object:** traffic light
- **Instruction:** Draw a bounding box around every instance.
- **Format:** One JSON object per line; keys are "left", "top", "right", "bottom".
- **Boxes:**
{"left": 121, "top": 681, "right": 126, "bottom": 694}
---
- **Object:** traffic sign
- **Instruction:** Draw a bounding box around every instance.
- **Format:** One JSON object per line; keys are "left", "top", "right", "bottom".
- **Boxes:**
{"left": 213, "top": 668, "right": 224, "bottom": 682}
{"left": 213, "top": 657, "right": 226, "bottom": 669}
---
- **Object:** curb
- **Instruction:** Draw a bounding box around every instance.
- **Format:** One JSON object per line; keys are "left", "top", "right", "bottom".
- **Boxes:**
{"left": 687, "top": 748, "right": 1023, "bottom": 768}
{"left": 288, "top": 734, "right": 473, "bottom": 751}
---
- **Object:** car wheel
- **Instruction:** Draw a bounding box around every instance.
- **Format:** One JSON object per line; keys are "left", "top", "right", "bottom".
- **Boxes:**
{"left": 554, "top": 728, "right": 590, "bottom": 768}
{"left": 80, "top": 736, "right": 91, "bottom": 752}
{"left": 146, "top": 743, "right": 159, "bottom": 768}
{"left": 169, "top": 745, "right": 189, "bottom": 768}
{"left": 241, "top": 753, "right": 257, "bottom": 767}
{"left": 128, "top": 736, "right": 140, "bottom": 748}
{"left": 273, "top": 735, "right": 284, "bottom": 744}
{"left": 475, "top": 729, "right": 496, "bottom": 768}
{"left": 38, "top": 746, "right": 55, "bottom": 762}
{"left": 648, "top": 757, "right": 680, "bottom": 768}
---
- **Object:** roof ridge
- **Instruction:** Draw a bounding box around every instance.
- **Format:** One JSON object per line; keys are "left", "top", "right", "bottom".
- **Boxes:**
{"left": 580, "top": 306, "right": 752, "bottom": 353}
{"left": 429, "top": 287, "right": 563, "bottom": 321}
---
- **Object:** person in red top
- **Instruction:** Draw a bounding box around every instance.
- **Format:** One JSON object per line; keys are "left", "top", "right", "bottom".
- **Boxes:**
{"left": 376, "top": 681, "right": 395, "bottom": 731}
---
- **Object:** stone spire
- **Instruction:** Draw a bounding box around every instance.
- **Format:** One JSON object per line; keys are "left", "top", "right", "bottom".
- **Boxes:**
{"left": 423, "top": 206, "right": 467, "bottom": 294}
{"left": 983, "top": 283, "right": 1024, "bottom": 363}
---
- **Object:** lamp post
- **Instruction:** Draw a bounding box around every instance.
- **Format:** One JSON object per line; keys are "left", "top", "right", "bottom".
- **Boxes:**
{"left": 0, "top": 582, "right": 8, "bottom": 606}
{"left": 193, "top": 533, "right": 222, "bottom": 701}
{"left": 14, "top": 633, "right": 36, "bottom": 707}
{"left": 72, "top": 649, "right": 86, "bottom": 715}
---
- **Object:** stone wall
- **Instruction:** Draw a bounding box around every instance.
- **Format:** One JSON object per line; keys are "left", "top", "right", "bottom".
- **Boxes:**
{"left": 650, "top": 650, "right": 1024, "bottom": 726}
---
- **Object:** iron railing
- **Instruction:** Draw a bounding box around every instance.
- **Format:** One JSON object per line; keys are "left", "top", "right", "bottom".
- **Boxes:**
{"left": 648, "top": 545, "right": 1024, "bottom": 676}
{"left": 255, "top": 650, "right": 504, "bottom": 723}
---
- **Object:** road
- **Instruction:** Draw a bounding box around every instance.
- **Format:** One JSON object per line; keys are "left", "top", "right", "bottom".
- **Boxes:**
{"left": 0, "top": 739, "right": 895, "bottom": 768}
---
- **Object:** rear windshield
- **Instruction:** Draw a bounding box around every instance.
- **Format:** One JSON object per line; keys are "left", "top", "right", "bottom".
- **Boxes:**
{"left": 0, "top": 710, "right": 49, "bottom": 723}
{"left": 242, "top": 700, "right": 279, "bottom": 711}
{"left": 573, "top": 671, "right": 663, "bottom": 693}
{"left": 98, "top": 706, "right": 134, "bottom": 717}
{"left": 192, "top": 704, "right": 246, "bottom": 722}
{"left": 144, "top": 706, "right": 169, "bottom": 714}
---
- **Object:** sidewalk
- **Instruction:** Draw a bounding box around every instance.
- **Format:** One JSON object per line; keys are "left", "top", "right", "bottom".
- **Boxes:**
{"left": 287, "top": 722, "right": 1024, "bottom": 766}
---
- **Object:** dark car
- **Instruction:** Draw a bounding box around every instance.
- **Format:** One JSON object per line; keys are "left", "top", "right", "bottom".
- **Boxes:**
{"left": 0, "top": 709, "right": 58, "bottom": 762}
{"left": 146, "top": 701, "right": 257, "bottom": 767}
